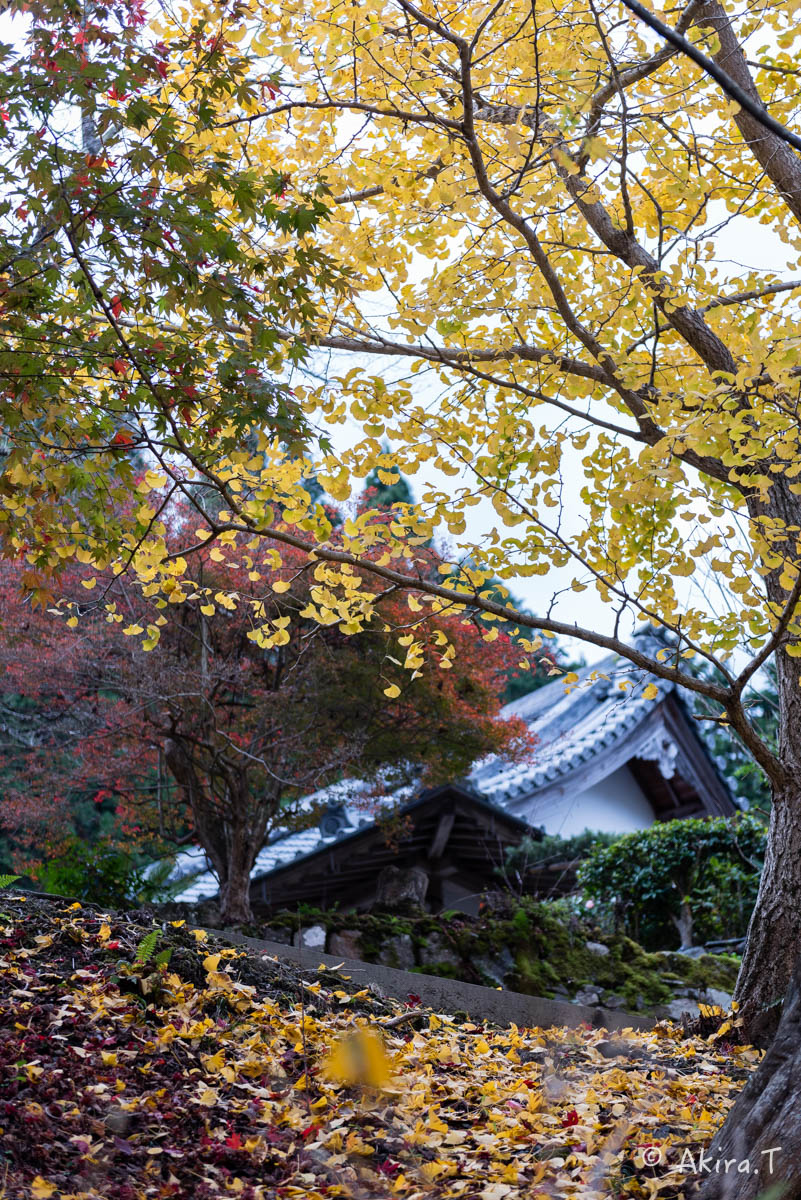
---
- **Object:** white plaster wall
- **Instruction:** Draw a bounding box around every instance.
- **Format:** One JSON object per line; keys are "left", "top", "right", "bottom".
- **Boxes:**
{"left": 531, "top": 765, "right": 656, "bottom": 837}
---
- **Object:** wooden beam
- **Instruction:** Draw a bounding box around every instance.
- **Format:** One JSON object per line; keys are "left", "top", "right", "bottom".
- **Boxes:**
{"left": 428, "top": 811, "right": 455, "bottom": 859}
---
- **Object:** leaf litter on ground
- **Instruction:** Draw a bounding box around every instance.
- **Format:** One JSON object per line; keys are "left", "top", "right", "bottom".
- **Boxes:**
{"left": 0, "top": 894, "right": 761, "bottom": 1199}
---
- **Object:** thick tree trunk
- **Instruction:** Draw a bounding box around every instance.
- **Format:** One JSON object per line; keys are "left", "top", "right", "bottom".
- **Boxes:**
{"left": 697, "top": 955, "right": 801, "bottom": 1200}
{"left": 733, "top": 792, "right": 801, "bottom": 1046}
{"left": 200, "top": 802, "right": 260, "bottom": 927}
{"left": 217, "top": 845, "right": 256, "bottom": 926}
{"left": 734, "top": 477, "right": 801, "bottom": 1044}
{"left": 164, "top": 737, "right": 264, "bottom": 927}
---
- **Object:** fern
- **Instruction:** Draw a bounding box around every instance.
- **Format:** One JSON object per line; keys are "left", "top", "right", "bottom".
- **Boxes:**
{"left": 0, "top": 875, "right": 20, "bottom": 890}
{"left": 135, "top": 929, "right": 159, "bottom": 965}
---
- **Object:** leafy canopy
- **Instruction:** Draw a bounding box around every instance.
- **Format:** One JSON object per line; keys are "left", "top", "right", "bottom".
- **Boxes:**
{"left": 5, "top": 0, "right": 801, "bottom": 791}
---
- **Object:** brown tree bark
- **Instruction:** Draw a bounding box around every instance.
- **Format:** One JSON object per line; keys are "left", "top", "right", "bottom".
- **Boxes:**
{"left": 733, "top": 789, "right": 801, "bottom": 1046}
{"left": 164, "top": 737, "right": 268, "bottom": 926}
{"left": 733, "top": 480, "right": 801, "bottom": 1045}
{"left": 697, "top": 955, "right": 801, "bottom": 1200}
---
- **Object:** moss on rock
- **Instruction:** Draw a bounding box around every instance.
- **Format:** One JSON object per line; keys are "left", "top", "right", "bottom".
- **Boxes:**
{"left": 177, "top": 895, "right": 740, "bottom": 1014}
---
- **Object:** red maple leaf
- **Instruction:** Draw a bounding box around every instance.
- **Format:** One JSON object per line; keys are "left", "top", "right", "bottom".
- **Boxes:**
{"left": 224, "top": 1132, "right": 242, "bottom": 1150}
{"left": 110, "top": 295, "right": 123, "bottom": 319}
{"left": 561, "top": 1109, "right": 579, "bottom": 1128}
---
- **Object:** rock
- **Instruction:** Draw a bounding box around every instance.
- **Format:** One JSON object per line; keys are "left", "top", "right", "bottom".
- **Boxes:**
{"left": 418, "top": 932, "right": 461, "bottom": 969}
{"left": 672, "top": 946, "right": 707, "bottom": 959}
{"left": 573, "top": 987, "right": 600, "bottom": 1006}
{"left": 374, "top": 865, "right": 429, "bottom": 908}
{"left": 293, "top": 924, "right": 326, "bottom": 949}
{"left": 585, "top": 941, "right": 610, "bottom": 956}
{"left": 597, "top": 1038, "right": 646, "bottom": 1060}
{"left": 702, "top": 987, "right": 733, "bottom": 1010}
{"left": 659, "top": 998, "right": 702, "bottom": 1021}
{"left": 519, "top": 1047, "right": 549, "bottom": 1063}
{"left": 601, "top": 992, "right": 628, "bottom": 1010}
{"left": 328, "top": 929, "right": 362, "bottom": 959}
{"left": 383, "top": 933, "right": 416, "bottom": 970}
{"left": 475, "top": 947, "right": 515, "bottom": 986}
{"left": 259, "top": 925, "right": 292, "bottom": 946}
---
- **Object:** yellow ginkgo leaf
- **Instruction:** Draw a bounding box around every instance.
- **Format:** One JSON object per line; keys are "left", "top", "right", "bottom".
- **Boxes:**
{"left": 31, "top": 1179, "right": 57, "bottom": 1200}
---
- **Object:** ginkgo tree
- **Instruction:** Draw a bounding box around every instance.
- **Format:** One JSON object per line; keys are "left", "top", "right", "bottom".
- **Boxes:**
{"left": 135, "top": 0, "right": 801, "bottom": 1043}
{"left": 6, "top": 0, "right": 801, "bottom": 1046}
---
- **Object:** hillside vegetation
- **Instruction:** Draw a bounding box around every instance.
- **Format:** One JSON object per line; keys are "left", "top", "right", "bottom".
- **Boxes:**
{"left": 0, "top": 893, "right": 759, "bottom": 1199}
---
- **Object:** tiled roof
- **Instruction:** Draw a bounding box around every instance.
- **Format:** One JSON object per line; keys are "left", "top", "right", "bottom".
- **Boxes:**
{"left": 164, "top": 631, "right": 687, "bottom": 903}
{"left": 470, "top": 636, "right": 673, "bottom": 804}
{"left": 166, "top": 779, "right": 408, "bottom": 904}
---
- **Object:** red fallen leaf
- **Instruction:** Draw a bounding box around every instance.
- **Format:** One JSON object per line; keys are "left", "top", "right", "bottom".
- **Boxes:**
{"left": 110, "top": 295, "right": 123, "bottom": 319}
{"left": 377, "top": 1159, "right": 401, "bottom": 1177}
{"left": 406, "top": 993, "right": 421, "bottom": 1007}
{"left": 300, "top": 1123, "right": 319, "bottom": 1140}
{"left": 562, "top": 1109, "right": 580, "bottom": 1128}
{"left": 112, "top": 359, "right": 126, "bottom": 375}
{"left": 111, "top": 431, "right": 134, "bottom": 447}
{"left": 224, "top": 1132, "right": 242, "bottom": 1150}
{"left": 106, "top": 941, "right": 120, "bottom": 949}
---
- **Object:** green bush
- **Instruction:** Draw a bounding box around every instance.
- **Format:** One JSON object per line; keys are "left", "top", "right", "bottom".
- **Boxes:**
{"left": 36, "top": 837, "right": 156, "bottom": 908}
{"left": 502, "top": 829, "right": 618, "bottom": 883}
{"left": 577, "top": 814, "right": 766, "bottom": 951}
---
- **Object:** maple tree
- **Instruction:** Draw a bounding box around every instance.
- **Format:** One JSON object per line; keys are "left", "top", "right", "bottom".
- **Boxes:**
{"left": 0, "top": 522, "right": 532, "bottom": 923}
{"left": 6, "top": 0, "right": 801, "bottom": 1042}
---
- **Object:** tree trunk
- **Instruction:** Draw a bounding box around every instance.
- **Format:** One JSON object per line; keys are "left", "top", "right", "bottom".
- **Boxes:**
{"left": 164, "top": 737, "right": 263, "bottom": 927}
{"left": 697, "top": 955, "right": 801, "bottom": 1200}
{"left": 218, "top": 844, "right": 256, "bottom": 926}
{"left": 734, "top": 478, "right": 801, "bottom": 1044}
{"left": 733, "top": 790, "right": 801, "bottom": 1045}
{"left": 672, "top": 898, "right": 694, "bottom": 950}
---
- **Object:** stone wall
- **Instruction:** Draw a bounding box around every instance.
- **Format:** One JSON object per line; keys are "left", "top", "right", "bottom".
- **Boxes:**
{"left": 155, "top": 894, "right": 740, "bottom": 1019}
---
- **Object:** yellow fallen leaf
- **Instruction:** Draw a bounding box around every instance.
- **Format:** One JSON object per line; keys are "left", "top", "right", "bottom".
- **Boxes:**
{"left": 322, "top": 1029, "right": 391, "bottom": 1089}
{"left": 204, "top": 1049, "right": 226, "bottom": 1073}
{"left": 202, "top": 953, "right": 221, "bottom": 973}
{"left": 97, "top": 924, "right": 111, "bottom": 943}
{"left": 31, "top": 1179, "right": 57, "bottom": 1199}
